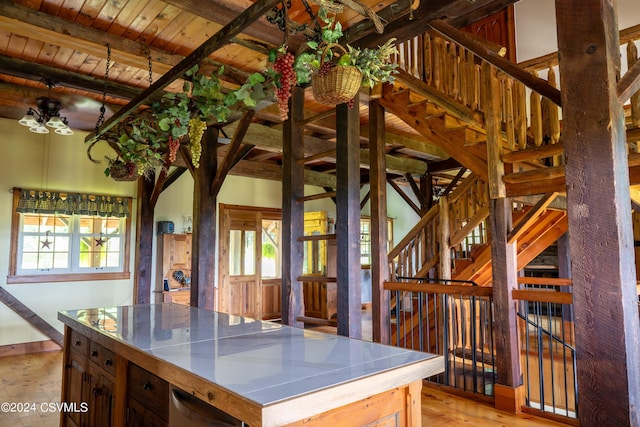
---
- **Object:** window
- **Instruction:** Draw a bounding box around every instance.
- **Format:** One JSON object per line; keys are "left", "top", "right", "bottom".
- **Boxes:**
{"left": 8, "top": 188, "right": 132, "bottom": 283}
{"left": 360, "top": 217, "right": 394, "bottom": 267}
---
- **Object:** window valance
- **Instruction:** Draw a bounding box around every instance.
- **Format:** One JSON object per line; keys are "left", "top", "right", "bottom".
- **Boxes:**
{"left": 14, "top": 188, "right": 131, "bottom": 218}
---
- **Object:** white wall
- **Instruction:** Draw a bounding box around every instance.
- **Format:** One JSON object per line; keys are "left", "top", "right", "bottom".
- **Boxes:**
{"left": 0, "top": 118, "right": 135, "bottom": 346}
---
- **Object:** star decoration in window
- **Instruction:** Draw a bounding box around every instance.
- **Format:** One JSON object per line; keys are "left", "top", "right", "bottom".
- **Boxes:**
{"left": 41, "top": 231, "right": 52, "bottom": 249}
{"left": 95, "top": 233, "right": 106, "bottom": 247}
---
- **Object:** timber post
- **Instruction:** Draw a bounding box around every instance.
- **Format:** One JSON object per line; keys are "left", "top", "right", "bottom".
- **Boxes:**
{"left": 336, "top": 93, "right": 362, "bottom": 338}
{"left": 191, "top": 127, "right": 218, "bottom": 310}
{"left": 281, "top": 86, "right": 305, "bottom": 328}
{"left": 369, "top": 99, "right": 390, "bottom": 344}
{"left": 556, "top": 1, "right": 640, "bottom": 425}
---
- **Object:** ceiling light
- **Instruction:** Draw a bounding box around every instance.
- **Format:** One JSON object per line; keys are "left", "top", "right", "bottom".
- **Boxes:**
{"left": 18, "top": 79, "right": 73, "bottom": 136}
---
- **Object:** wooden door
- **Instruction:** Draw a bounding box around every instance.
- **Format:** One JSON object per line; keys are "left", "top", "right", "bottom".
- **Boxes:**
{"left": 218, "top": 205, "right": 283, "bottom": 319}
{"left": 219, "top": 206, "right": 262, "bottom": 318}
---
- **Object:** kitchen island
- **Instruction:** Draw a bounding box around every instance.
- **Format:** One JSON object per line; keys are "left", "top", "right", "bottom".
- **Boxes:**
{"left": 58, "top": 304, "right": 444, "bottom": 426}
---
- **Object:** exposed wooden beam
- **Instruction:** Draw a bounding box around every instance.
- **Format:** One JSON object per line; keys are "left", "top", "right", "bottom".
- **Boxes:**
{"left": 211, "top": 110, "right": 255, "bottom": 196}
{"left": 348, "top": 0, "right": 518, "bottom": 48}
{"left": 0, "top": 55, "right": 142, "bottom": 101}
{"left": 404, "top": 173, "right": 429, "bottom": 212}
{"left": 507, "top": 192, "right": 559, "bottom": 244}
{"left": 86, "top": 0, "right": 282, "bottom": 143}
{"left": 618, "top": 58, "right": 640, "bottom": 104}
{"left": 0, "top": 287, "right": 63, "bottom": 347}
{"left": 149, "top": 154, "right": 172, "bottom": 208}
{"left": 223, "top": 121, "right": 428, "bottom": 175}
{"left": 428, "top": 19, "right": 562, "bottom": 107}
{"left": 161, "top": 168, "right": 188, "bottom": 192}
{"left": 388, "top": 177, "right": 421, "bottom": 216}
{"left": 441, "top": 167, "right": 467, "bottom": 198}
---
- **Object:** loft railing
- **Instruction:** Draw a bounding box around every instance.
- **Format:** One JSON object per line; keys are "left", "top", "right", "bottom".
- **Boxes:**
{"left": 514, "top": 277, "right": 577, "bottom": 419}
{"left": 388, "top": 174, "right": 488, "bottom": 283}
{"left": 394, "top": 25, "right": 640, "bottom": 185}
{"left": 385, "top": 280, "right": 496, "bottom": 397}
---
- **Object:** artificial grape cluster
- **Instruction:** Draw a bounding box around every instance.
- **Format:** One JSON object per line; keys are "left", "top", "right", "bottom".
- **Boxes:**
{"left": 188, "top": 118, "right": 207, "bottom": 168}
{"left": 168, "top": 135, "right": 180, "bottom": 163}
{"left": 273, "top": 52, "right": 297, "bottom": 121}
{"left": 126, "top": 162, "right": 137, "bottom": 177}
{"left": 317, "top": 61, "right": 333, "bottom": 76}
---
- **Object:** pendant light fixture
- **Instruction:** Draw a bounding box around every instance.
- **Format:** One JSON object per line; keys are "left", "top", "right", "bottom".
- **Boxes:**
{"left": 18, "top": 79, "right": 73, "bottom": 135}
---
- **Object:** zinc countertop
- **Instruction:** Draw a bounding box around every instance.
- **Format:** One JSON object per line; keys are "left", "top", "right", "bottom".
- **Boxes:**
{"left": 59, "top": 303, "right": 444, "bottom": 424}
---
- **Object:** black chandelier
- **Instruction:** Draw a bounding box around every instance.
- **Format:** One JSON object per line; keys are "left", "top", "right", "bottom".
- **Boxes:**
{"left": 18, "top": 79, "right": 73, "bottom": 135}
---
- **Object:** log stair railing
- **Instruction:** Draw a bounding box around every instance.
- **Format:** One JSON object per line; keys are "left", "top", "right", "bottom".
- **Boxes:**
{"left": 387, "top": 175, "right": 569, "bottom": 343}
{"left": 387, "top": 27, "right": 640, "bottom": 197}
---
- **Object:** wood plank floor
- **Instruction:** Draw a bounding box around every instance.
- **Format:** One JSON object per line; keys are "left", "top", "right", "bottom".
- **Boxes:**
{"left": 0, "top": 350, "right": 570, "bottom": 427}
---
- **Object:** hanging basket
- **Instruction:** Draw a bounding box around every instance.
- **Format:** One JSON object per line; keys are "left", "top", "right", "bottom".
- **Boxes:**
{"left": 109, "top": 161, "right": 138, "bottom": 181}
{"left": 311, "top": 44, "right": 363, "bottom": 106}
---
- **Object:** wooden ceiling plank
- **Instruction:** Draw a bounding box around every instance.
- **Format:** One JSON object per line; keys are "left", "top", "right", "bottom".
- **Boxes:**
{"left": 86, "top": 0, "right": 282, "bottom": 143}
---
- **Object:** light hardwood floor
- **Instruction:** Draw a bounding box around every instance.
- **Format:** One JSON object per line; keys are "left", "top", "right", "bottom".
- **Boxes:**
{"left": 0, "top": 350, "right": 570, "bottom": 427}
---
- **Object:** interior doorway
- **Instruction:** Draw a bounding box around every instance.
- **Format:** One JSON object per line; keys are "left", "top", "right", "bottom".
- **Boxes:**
{"left": 217, "top": 204, "right": 282, "bottom": 319}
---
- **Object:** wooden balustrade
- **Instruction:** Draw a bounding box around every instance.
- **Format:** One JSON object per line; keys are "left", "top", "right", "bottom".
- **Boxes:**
{"left": 394, "top": 26, "right": 640, "bottom": 172}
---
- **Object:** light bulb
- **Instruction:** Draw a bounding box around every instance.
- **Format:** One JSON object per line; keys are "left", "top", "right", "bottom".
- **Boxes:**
{"left": 29, "top": 123, "right": 49, "bottom": 134}
{"left": 55, "top": 126, "right": 74, "bottom": 135}
{"left": 46, "top": 115, "right": 65, "bottom": 128}
{"left": 19, "top": 113, "right": 38, "bottom": 127}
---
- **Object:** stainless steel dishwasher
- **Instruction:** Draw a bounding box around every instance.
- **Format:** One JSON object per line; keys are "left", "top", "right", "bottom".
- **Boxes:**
{"left": 169, "top": 387, "right": 246, "bottom": 426}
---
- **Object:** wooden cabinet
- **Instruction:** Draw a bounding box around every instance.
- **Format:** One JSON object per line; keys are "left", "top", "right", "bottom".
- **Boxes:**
{"left": 162, "top": 289, "right": 190, "bottom": 306}
{"left": 303, "top": 239, "right": 337, "bottom": 320}
{"left": 126, "top": 363, "right": 169, "bottom": 427}
{"left": 156, "top": 233, "right": 191, "bottom": 305}
{"left": 62, "top": 330, "right": 89, "bottom": 427}
{"left": 61, "top": 330, "right": 116, "bottom": 427}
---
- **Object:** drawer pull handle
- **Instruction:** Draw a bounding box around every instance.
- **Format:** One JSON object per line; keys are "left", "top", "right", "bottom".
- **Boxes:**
{"left": 74, "top": 339, "right": 81, "bottom": 346}
{"left": 104, "top": 359, "right": 113, "bottom": 367}
{"left": 91, "top": 350, "right": 99, "bottom": 357}
{"left": 142, "top": 382, "right": 152, "bottom": 391}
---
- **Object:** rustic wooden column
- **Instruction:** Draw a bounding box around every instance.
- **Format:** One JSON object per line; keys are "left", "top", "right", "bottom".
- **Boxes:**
{"left": 438, "top": 196, "right": 451, "bottom": 283}
{"left": 133, "top": 172, "right": 155, "bottom": 304}
{"left": 191, "top": 127, "right": 217, "bottom": 310}
{"left": 336, "top": 94, "right": 362, "bottom": 338}
{"left": 369, "top": 99, "right": 390, "bottom": 344}
{"left": 556, "top": 2, "right": 640, "bottom": 425}
{"left": 484, "top": 59, "right": 523, "bottom": 411}
{"left": 281, "top": 86, "right": 305, "bottom": 328}
{"left": 490, "top": 198, "right": 523, "bottom": 412}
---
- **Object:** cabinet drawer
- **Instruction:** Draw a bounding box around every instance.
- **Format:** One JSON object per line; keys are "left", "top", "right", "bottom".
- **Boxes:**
{"left": 89, "top": 341, "right": 102, "bottom": 366}
{"left": 69, "top": 329, "right": 88, "bottom": 356}
{"left": 128, "top": 363, "right": 169, "bottom": 421}
{"left": 101, "top": 347, "right": 116, "bottom": 377}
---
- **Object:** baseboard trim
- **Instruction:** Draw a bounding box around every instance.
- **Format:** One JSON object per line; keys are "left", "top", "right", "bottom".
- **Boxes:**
{"left": 0, "top": 340, "right": 61, "bottom": 357}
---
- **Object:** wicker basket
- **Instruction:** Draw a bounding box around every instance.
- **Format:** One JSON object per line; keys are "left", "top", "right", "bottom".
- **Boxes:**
{"left": 109, "top": 161, "right": 138, "bottom": 181}
{"left": 311, "top": 44, "right": 363, "bottom": 106}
